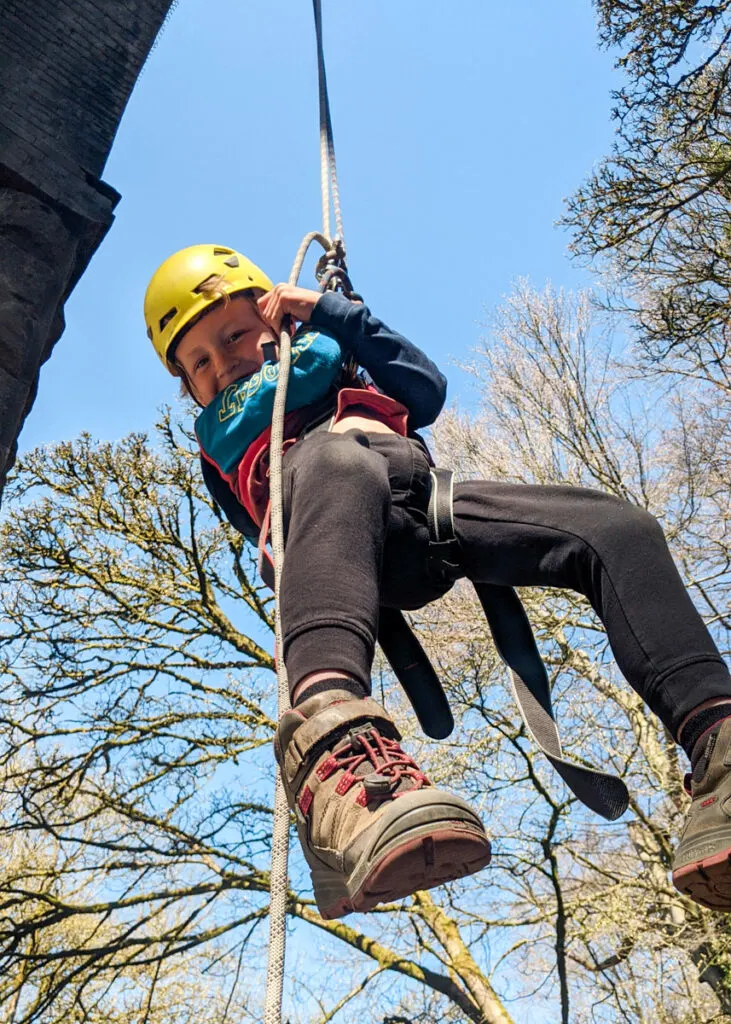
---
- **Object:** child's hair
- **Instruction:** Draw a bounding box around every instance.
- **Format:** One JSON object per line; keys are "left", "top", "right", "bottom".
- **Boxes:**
{"left": 196, "top": 274, "right": 234, "bottom": 305}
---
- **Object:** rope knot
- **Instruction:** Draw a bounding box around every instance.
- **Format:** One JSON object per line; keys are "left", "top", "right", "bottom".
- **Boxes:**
{"left": 315, "top": 238, "right": 361, "bottom": 299}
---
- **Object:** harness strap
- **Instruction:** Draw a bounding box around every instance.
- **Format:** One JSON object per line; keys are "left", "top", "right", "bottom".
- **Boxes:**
{"left": 426, "top": 468, "right": 629, "bottom": 822}
{"left": 257, "top": 503, "right": 275, "bottom": 590}
{"left": 377, "top": 607, "right": 454, "bottom": 740}
{"left": 428, "top": 468, "right": 455, "bottom": 540}
{"left": 427, "top": 468, "right": 462, "bottom": 583}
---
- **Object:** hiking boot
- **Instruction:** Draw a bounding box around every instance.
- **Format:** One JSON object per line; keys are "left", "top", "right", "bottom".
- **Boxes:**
{"left": 672, "top": 718, "right": 731, "bottom": 911}
{"left": 274, "top": 688, "right": 491, "bottom": 919}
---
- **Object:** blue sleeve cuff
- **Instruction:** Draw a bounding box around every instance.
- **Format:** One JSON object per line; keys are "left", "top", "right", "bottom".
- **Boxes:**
{"left": 308, "top": 289, "right": 447, "bottom": 428}
{"left": 309, "top": 291, "right": 365, "bottom": 356}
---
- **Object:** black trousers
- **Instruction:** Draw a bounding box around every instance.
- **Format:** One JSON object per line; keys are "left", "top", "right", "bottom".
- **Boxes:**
{"left": 279, "top": 430, "right": 731, "bottom": 738}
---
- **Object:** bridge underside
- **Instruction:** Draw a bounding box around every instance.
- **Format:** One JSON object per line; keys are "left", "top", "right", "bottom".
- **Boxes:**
{"left": 0, "top": 0, "right": 176, "bottom": 497}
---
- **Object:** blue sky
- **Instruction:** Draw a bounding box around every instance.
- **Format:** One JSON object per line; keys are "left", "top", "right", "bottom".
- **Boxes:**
{"left": 19, "top": 0, "right": 619, "bottom": 454}
{"left": 12, "top": 6, "right": 627, "bottom": 1018}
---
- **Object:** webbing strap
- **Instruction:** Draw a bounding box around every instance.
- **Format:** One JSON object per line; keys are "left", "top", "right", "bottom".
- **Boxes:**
{"left": 474, "top": 583, "right": 629, "bottom": 820}
{"left": 427, "top": 468, "right": 462, "bottom": 583}
{"left": 427, "top": 469, "right": 629, "bottom": 822}
{"left": 313, "top": 0, "right": 343, "bottom": 244}
{"left": 429, "top": 468, "right": 455, "bottom": 541}
{"left": 377, "top": 607, "right": 454, "bottom": 740}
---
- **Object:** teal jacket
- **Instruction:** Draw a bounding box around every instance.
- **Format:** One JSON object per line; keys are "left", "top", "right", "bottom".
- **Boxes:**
{"left": 200, "top": 291, "right": 447, "bottom": 539}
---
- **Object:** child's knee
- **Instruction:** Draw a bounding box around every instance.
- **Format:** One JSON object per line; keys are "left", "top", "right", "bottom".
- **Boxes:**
{"left": 294, "top": 431, "right": 390, "bottom": 496}
{"left": 595, "top": 496, "right": 667, "bottom": 551}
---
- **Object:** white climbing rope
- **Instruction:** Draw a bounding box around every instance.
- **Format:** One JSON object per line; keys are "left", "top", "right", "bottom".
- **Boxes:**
{"left": 262, "top": 3, "right": 350, "bottom": 1021}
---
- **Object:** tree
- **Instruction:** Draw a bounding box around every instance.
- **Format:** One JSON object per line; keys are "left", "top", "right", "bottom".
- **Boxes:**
{"left": 425, "top": 281, "right": 731, "bottom": 1022}
{"left": 0, "top": 414, "right": 515, "bottom": 1024}
{"left": 565, "top": 1, "right": 731, "bottom": 384}
{"left": 2, "top": 281, "right": 731, "bottom": 1021}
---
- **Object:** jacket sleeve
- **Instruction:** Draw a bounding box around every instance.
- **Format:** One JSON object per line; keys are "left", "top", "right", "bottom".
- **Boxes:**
{"left": 308, "top": 291, "right": 447, "bottom": 428}
{"left": 200, "top": 457, "right": 259, "bottom": 541}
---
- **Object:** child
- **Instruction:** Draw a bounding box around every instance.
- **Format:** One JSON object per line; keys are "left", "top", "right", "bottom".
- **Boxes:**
{"left": 145, "top": 244, "right": 731, "bottom": 919}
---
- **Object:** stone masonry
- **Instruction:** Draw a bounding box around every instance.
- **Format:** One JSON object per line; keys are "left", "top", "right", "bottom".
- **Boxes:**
{"left": 0, "top": 0, "right": 176, "bottom": 498}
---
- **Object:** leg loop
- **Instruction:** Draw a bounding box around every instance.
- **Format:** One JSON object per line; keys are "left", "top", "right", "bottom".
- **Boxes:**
{"left": 427, "top": 468, "right": 462, "bottom": 584}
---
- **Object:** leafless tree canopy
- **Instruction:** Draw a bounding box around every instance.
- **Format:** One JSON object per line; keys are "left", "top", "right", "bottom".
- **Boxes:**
{"left": 565, "top": 2, "right": 731, "bottom": 377}
{"left": 2, "top": 7, "right": 731, "bottom": 1020}
{"left": 2, "top": 280, "right": 731, "bottom": 1022}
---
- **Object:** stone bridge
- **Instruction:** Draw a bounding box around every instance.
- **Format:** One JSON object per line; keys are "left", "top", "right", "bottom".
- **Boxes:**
{"left": 0, "top": 0, "right": 175, "bottom": 499}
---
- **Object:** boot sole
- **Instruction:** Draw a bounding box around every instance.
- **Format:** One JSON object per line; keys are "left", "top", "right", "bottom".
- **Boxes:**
{"left": 673, "top": 844, "right": 731, "bottom": 912}
{"left": 311, "top": 794, "right": 491, "bottom": 919}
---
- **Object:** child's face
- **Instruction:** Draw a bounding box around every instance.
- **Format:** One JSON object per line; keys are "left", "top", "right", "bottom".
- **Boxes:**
{"left": 174, "top": 296, "right": 277, "bottom": 406}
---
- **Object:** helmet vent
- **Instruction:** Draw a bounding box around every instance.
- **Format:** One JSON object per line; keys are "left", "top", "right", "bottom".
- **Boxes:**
{"left": 146, "top": 326, "right": 153, "bottom": 341}
{"left": 223, "top": 255, "right": 240, "bottom": 268}
{"left": 213, "top": 247, "right": 233, "bottom": 255}
{"left": 159, "top": 308, "right": 177, "bottom": 332}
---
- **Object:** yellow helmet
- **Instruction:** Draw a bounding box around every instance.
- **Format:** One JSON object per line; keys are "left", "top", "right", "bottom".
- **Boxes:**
{"left": 144, "top": 244, "right": 274, "bottom": 372}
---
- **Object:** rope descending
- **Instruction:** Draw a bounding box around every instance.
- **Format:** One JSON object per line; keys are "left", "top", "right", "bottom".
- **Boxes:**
{"left": 313, "top": 0, "right": 344, "bottom": 245}
{"left": 262, "top": 3, "right": 351, "bottom": 1021}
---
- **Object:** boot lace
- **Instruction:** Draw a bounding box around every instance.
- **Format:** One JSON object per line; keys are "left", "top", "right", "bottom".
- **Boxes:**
{"left": 316, "top": 725, "right": 430, "bottom": 805}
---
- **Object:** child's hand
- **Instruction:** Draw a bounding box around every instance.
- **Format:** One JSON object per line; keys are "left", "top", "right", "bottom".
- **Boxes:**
{"left": 257, "top": 285, "right": 322, "bottom": 331}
